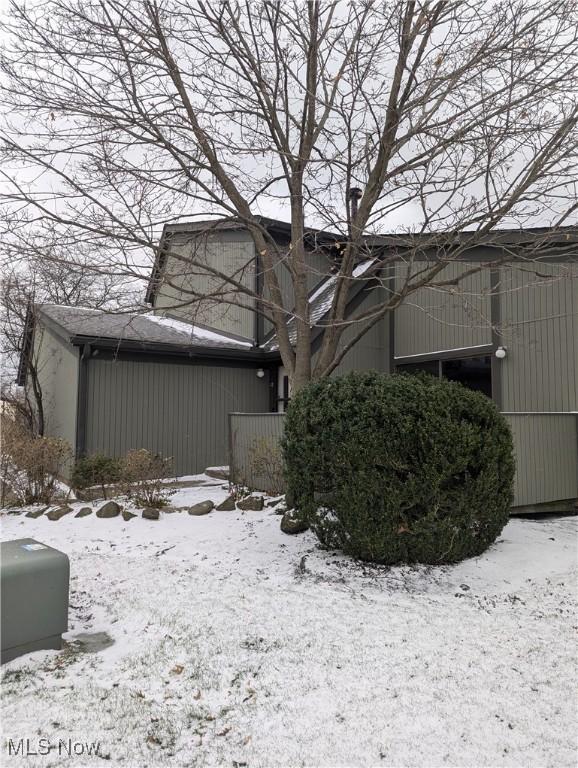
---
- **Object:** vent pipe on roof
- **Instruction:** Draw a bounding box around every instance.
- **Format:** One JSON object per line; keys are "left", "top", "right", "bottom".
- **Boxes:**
{"left": 348, "top": 187, "right": 362, "bottom": 220}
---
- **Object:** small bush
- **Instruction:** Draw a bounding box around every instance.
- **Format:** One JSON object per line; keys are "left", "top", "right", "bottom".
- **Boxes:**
{"left": 282, "top": 371, "right": 515, "bottom": 565}
{"left": 1, "top": 419, "right": 71, "bottom": 505}
{"left": 70, "top": 454, "right": 121, "bottom": 499}
{"left": 246, "top": 436, "right": 284, "bottom": 496}
{"left": 118, "top": 449, "right": 174, "bottom": 507}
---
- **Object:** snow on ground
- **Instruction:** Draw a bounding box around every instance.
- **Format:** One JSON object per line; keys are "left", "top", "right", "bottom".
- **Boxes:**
{"left": 1, "top": 477, "right": 577, "bottom": 768}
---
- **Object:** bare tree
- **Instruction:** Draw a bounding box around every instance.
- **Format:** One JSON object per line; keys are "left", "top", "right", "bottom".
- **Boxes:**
{"left": 1, "top": 0, "right": 577, "bottom": 391}
{"left": 2, "top": 280, "right": 43, "bottom": 434}
{"left": 1, "top": 244, "right": 137, "bottom": 433}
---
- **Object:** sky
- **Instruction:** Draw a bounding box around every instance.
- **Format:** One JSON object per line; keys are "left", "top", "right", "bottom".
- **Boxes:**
{"left": 1, "top": 0, "right": 576, "bottom": 241}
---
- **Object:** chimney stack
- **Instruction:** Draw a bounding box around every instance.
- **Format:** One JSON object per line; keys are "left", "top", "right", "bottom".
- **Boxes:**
{"left": 349, "top": 187, "right": 362, "bottom": 219}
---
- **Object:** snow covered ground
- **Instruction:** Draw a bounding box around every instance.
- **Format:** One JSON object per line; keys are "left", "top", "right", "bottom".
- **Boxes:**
{"left": 1, "top": 476, "right": 577, "bottom": 768}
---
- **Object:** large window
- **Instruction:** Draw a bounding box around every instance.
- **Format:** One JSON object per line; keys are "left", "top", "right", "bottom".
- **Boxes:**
{"left": 396, "top": 359, "right": 440, "bottom": 377}
{"left": 442, "top": 356, "right": 492, "bottom": 397}
{"left": 396, "top": 354, "right": 492, "bottom": 398}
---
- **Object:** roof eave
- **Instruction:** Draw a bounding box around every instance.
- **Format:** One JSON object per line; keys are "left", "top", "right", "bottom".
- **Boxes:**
{"left": 365, "top": 227, "right": 578, "bottom": 248}
{"left": 69, "top": 334, "right": 281, "bottom": 363}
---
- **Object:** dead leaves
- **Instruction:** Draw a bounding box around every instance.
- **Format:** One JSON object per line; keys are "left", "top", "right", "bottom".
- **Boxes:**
{"left": 397, "top": 523, "right": 410, "bottom": 534}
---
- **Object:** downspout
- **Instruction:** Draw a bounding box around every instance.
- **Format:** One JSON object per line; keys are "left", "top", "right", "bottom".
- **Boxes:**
{"left": 490, "top": 268, "right": 503, "bottom": 410}
{"left": 75, "top": 343, "right": 91, "bottom": 458}
{"left": 388, "top": 263, "right": 396, "bottom": 375}
{"left": 349, "top": 187, "right": 362, "bottom": 220}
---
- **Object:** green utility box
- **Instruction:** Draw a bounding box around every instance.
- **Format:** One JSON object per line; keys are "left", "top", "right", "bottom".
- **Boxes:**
{"left": 1, "top": 538, "right": 69, "bottom": 664}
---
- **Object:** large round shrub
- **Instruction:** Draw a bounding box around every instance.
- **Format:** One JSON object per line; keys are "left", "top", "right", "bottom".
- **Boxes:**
{"left": 282, "top": 371, "right": 515, "bottom": 564}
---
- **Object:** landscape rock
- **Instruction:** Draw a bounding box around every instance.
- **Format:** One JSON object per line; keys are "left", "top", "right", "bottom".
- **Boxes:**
{"left": 280, "top": 510, "right": 309, "bottom": 535}
{"left": 237, "top": 495, "right": 264, "bottom": 512}
{"left": 142, "top": 507, "right": 160, "bottom": 520}
{"left": 6, "top": 509, "right": 22, "bottom": 515}
{"left": 25, "top": 507, "right": 48, "bottom": 519}
{"left": 122, "top": 510, "right": 137, "bottom": 521}
{"left": 216, "top": 495, "right": 236, "bottom": 511}
{"left": 96, "top": 501, "right": 121, "bottom": 518}
{"left": 75, "top": 507, "right": 93, "bottom": 518}
{"left": 266, "top": 496, "right": 285, "bottom": 508}
{"left": 47, "top": 505, "right": 73, "bottom": 521}
{"left": 188, "top": 500, "right": 214, "bottom": 516}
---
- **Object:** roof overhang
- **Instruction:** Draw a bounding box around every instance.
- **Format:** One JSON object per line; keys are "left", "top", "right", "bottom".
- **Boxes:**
{"left": 16, "top": 307, "right": 282, "bottom": 385}
{"left": 146, "top": 218, "right": 577, "bottom": 305}
{"left": 68, "top": 333, "right": 281, "bottom": 364}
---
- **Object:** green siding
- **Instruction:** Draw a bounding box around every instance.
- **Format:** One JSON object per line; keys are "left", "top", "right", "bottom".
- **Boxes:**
{"left": 30, "top": 325, "right": 79, "bottom": 454}
{"left": 327, "top": 287, "right": 390, "bottom": 375}
{"left": 230, "top": 412, "right": 285, "bottom": 494}
{"left": 155, "top": 230, "right": 256, "bottom": 340}
{"left": 499, "top": 263, "right": 578, "bottom": 411}
{"left": 84, "top": 359, "right": 270, "bottom": 475}
{"left": 262, "top": 250, "right": 333, "bottom": 337}
{"left": 394, "top": 262, "right": 492, "bottom": 358}
{"left": 506, "top": 414, "right": 578, "bottom": 507}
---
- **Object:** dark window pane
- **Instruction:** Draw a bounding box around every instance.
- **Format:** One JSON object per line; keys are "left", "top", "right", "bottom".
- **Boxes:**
{"left": 396, "top": 360, "right": 439, "bottom": 377}
{"left": 442, "top": 356, "right": 492, "bottom": 397}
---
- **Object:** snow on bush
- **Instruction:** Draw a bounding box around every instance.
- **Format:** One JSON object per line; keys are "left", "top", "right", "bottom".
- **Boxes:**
{"left": 282, "top": 371, "right": 515, "bottom": 564}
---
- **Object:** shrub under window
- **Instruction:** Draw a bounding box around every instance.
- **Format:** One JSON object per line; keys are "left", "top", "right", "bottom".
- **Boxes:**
{"left": 282, "top": 371, "right": 515, "bottom": 565}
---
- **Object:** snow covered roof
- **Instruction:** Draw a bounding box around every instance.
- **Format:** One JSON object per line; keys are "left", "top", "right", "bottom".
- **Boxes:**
{"left": 36, "top": 258, "right": 378, "bottom": 359}
{"left": 261, "top": 259, "right": 377, "bottom": 351}
{"left": 38, "top": 304, "right": 254, "bottom": 352}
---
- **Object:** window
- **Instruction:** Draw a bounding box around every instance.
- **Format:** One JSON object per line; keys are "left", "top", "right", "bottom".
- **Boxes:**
{"left": 396, "top": 354, "right": 492, "bottom": 398}
{"left": 442, "top": 356, "right": 492, "bottom": 397}
{"left": 396, "top": 360, "right": 440, "bottom": 377}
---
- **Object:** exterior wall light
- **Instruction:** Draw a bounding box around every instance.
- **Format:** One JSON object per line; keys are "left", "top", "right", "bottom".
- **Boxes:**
{"left": 256, "top": 368, "right": 265, "bottom": 378}
{"left": 495, "top": 346, "right": 507, "bottom": 359}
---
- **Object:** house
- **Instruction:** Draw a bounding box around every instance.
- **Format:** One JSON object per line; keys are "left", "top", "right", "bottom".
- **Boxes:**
{"left": 18, "top": 218, "right": 578, "bottom": 512}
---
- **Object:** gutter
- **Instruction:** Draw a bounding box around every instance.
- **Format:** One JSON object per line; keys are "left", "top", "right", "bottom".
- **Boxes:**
{"left": 68, "top": 334, "right": 281, "bottom": 364}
